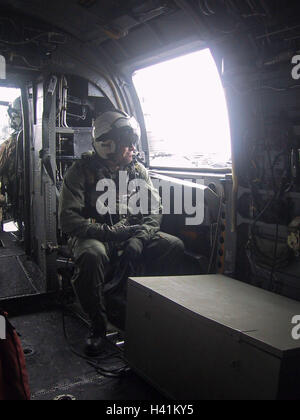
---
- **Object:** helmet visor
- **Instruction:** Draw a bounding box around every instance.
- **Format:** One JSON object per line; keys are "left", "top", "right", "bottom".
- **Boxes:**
{"left": 116, "top": 126, "right": 139, "bottom": 147}
{"left": 95, "top": 115, "right": 141, "bottom": 146}
{"left": 113, "top": 116, "right": 141, "bottom": 145}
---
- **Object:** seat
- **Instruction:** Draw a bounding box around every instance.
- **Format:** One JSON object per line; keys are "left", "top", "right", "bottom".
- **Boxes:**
{"left": 56, "top": 246, "right": 128, "bottom": 330}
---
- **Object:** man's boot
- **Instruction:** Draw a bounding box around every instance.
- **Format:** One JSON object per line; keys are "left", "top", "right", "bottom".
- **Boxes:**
{"left": 84, "top": 314, "right": 106, "bottom": 357}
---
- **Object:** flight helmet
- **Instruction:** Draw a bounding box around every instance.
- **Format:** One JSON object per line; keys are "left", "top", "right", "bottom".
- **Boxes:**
{"left": 93, "top": 110, "right": 140, "bottom": 160}
{"left": 7, "top": 97, "right": 22, "bottom": 133}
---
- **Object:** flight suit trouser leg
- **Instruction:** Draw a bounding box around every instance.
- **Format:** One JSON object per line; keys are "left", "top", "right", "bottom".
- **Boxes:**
{"left": 143, "top": 232, "right": 185, "bottom": 276}
{"left": 70, "top": 238, "right": 110, "bottom": 336}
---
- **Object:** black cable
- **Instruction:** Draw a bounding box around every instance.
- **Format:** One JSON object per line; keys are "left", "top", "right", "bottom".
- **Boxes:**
{"left": 266, "top": 139, "right": 276, "bottom": 193}
{"left": 251, "top": 190, "right": 277, "bottom": 231}
{"left": 207, "top": 193, "right": 223, "bottom": 274}
{"left": 250, "top": 234, "right": 288, "bottom": 270}
{"left": 248, "top": 86, "right": 290, "bottom": 274}
{"left": 198, "top": 0, "right": 211, "bottom": 16}
{"left": 246, "top": 0, "right": 255, "bottom": 13}
{"left": 249, "top": 178, "right": 289, "bottom": 269}
{"left": 203, "top": 0, "right": 215, "bottom": 15}
{"left": 0, "top": 32, "right": 51, "bottom": 46}
{"left": 61, "top": 308, "right": 130, "bottom": 378}
{"left": 249, "top": 159, "right": 290, "bottom": 281}
{"left": 0, "top": 17, "right": 19, "bottom": 32}
{"left": 86, "top": 360, "right": 130, "bottom": 377}
{"left": 269, "top": 222, "right": 279, "bottom": 291}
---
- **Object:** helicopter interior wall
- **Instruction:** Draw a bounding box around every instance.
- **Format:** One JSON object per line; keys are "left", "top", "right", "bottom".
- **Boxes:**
{"left": 1, "top": 9, "right": 299, "bottom": 303}
{"left": 2, "top": 0, "right": 300, "bottom": 400}
{"left": 0, "top": 66, "right": 214, "bottom": 307}
{"left": 220, "top": 46, "right": 300, "bottom": 300}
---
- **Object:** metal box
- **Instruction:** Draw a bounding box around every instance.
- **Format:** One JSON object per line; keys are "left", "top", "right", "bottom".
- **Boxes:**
{"left": 125, "top": 275, "right": 300, "bottom": 400}
{"left": 73, "top": 127, "right": 93, "bottom": 158}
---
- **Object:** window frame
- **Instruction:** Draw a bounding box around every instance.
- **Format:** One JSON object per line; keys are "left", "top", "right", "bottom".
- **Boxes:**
{"left": 123, "top": 41, "right": 232, "bottom": 174}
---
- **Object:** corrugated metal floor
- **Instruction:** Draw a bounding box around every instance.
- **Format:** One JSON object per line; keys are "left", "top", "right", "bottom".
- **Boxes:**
{"left": 11, "top": 310, "right": 163, "bottom": 400}
{"left": 0, "top": 231, "right": 44, "bottom": 298}
{"left": 0, "top": 230, "right": 163, "bottom": 400}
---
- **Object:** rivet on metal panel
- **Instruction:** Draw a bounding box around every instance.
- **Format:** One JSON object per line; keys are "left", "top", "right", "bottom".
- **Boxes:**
{"left": 230, "top": 360, "right": 241, "bottom": 370}
{"left": 144, "top": 311, "right": 151, "bottom": 320}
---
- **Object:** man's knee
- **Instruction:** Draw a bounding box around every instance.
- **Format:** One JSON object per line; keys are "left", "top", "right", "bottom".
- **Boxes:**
{"left": 158, "top": 232, "right": 185, "bottom": 254}
{"left": 73, "top": 239, "right": 109, "bottom": 268}
{"left": 79, "top": 248, "right": 108, "bottom": 267}
{"left": 147, "top": 232, "right": 185, "bottom": 258}
{"left": 143, "top": 232, "right": 185, "bottom": 276}
{"left": 169, "top": 236, "right": 185, "bottom": 254}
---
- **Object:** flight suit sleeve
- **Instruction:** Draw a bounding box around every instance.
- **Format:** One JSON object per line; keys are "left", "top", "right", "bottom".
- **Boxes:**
{"left": 0, "top": 140, "right": 9, "bottom": 178}
{"left": 59, "top": 162, "right": 139, "bottom": 242}
{"left": 132, "top": 163, "right": 163, "bottom": 243}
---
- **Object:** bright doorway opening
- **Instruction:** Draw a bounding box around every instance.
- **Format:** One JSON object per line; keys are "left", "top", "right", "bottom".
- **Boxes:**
{"left": 133, "top": 49, "right": 231, "bottom": 170}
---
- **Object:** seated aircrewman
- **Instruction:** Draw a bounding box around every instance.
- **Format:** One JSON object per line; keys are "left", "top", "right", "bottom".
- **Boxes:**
{"left": 0, "top": 98, "right": 23, "bottom": 234}
{"left": 59, "top": 110, "right": 185, "bottom": 356}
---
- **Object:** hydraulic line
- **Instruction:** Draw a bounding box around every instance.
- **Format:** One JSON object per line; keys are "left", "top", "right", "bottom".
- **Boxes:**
{"left": 230, "top": 147, "right": 238, "bottom": 233}
{"left": 62, "top": 50, "right": 124, "bottom": 111}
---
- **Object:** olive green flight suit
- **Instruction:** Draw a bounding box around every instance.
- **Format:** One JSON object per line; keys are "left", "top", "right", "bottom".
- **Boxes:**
{"left": 59, "top": 153, "right": 184, "bottom": 335}
{"left": 0, "top": 133, "right": 24, "bottom": 232}
{"left": 0, "top": 134, "right": 17, "bottom": 200}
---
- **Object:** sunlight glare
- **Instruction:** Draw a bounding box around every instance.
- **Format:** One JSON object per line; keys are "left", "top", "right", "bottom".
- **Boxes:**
{"left": 133, "top": 49, "right": 231, "bottom": 168}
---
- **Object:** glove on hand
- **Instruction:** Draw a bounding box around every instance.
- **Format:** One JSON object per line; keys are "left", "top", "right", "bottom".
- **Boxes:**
{"left": 107, "top": 224, "right": 141, "bottom": 242}
{"left": 128, "top": 213, "right": 144, "bottom": 226}
{"left": 134, "top": 224, "right": 159, "bottom": 243}
{"left": 88, "top": 223, "right": 141, "bottom": 242}
{"left": 124, "top": 237, "right": 144, "bottom": 260}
